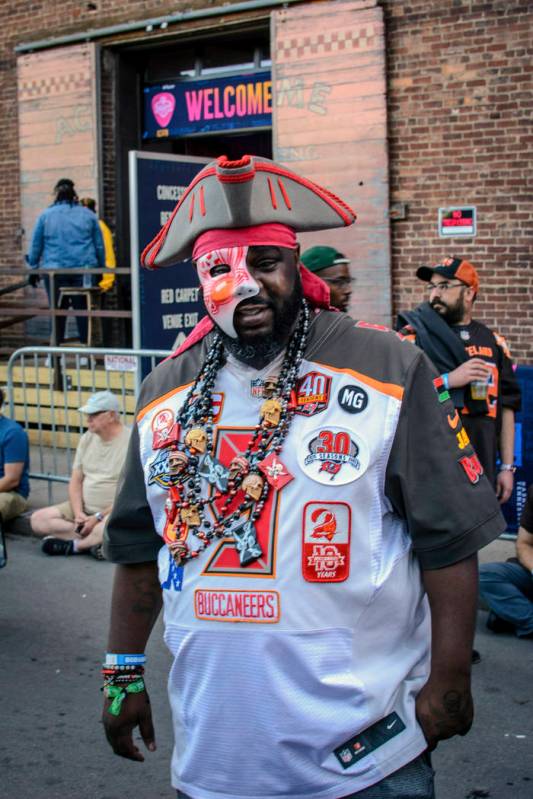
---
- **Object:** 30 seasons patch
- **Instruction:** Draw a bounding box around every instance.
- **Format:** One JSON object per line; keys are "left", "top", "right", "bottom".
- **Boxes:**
{"left": 298, "top": 426, "right": 370, "bottom": 485}
{"left": 302, "top": 501, "right": 351, "bottom": 582}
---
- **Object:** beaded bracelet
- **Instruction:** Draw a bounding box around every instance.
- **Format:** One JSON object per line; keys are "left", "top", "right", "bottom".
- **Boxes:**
{"left": 102, "top": 663, "right": 144, "bottom": 673}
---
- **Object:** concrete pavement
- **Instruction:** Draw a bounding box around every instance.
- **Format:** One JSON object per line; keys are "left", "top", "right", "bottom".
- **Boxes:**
{"left": 1, "top": 471, "right": 532, "bottom": 798}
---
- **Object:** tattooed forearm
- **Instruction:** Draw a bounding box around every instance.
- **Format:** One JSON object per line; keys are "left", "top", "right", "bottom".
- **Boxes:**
{"left": 107, "top": 563, "right": 162, "bottom": 652}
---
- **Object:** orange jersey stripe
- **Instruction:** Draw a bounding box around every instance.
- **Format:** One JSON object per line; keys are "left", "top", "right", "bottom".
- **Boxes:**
{"left": 313, "top": 361, "right": 404, "bottom": 401}
{"left": 136, "top": 381, "right": 194, "bottom": 423}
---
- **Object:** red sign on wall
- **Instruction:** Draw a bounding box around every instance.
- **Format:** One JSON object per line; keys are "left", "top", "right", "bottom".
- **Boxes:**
{"left": 438, "top": 206, "right": 477, "bottom": 237}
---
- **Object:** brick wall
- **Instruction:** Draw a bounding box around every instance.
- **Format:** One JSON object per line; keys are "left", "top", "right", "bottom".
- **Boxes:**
{"left": 0, "top": 0, "right": 531, "bottom": 360}
{"left": 384, "top": 0, "right": 532, "bottom": 362}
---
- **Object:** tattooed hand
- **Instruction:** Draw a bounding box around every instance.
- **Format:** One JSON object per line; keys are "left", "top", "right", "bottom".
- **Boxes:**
{"left": 415, "top": 675, "right": 474, "bottom": 751}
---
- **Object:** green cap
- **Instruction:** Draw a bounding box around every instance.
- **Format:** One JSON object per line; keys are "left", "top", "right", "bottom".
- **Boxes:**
{"left": 300, "top": 246, "right": 350, "bottom": 274}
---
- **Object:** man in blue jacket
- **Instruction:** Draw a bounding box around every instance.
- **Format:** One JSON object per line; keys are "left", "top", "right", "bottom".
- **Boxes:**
{"left": 27, "top": 178, "right": 105, "bottom": 345}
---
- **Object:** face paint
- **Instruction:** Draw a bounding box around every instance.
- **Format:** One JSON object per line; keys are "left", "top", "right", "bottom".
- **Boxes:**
{"left": 196, "top": 246, "right": 260, "bottom": 338}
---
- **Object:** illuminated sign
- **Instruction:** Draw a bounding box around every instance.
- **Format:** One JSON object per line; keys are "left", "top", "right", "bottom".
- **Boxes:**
{"left": 438, "top": 206, "right": 476, "bottom": 238}
{"left": 143, "top": 72, "right": 272, "bottom": 138}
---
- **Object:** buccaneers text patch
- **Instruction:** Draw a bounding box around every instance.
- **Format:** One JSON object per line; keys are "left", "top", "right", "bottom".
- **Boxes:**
{"left": 194, "top": 589, "right": 280, "bottom": 623}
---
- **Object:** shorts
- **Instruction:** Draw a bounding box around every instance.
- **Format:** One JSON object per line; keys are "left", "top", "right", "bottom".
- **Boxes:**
{"left": 0, "top": 491, "right": 28, "bottom": 522}
{"left": 56, "top": 499, "right": 102, "bottom": 520}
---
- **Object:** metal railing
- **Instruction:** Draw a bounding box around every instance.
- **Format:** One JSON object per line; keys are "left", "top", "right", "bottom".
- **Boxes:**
{"left": 0, "top": 267, "right": 132, "bottom": 346}
{"left": 6, "top": 345, "right": 171, "bottom": 503}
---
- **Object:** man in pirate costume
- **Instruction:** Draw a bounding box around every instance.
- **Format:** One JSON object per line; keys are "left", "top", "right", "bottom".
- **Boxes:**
{"left": 102, "top": 155, "right": 505, "bottom": 799}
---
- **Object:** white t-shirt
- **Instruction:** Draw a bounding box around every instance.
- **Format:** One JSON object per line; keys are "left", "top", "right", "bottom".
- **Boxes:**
{"left": 73, "top": 426, "right": 130, "bottom": 514}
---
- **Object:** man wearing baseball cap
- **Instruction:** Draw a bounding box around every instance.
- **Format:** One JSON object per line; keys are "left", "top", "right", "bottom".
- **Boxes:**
{"left": 301, "top": 245, "right": 352, "bottom": 311}
{"left": 31, "top": 391, "right": 130, "bottom": 558}
{"left": 101, "top": 157, "right": 504, "bottom": 799}
{"left": 397, "top": 256, "right": 521, "bottom": 497}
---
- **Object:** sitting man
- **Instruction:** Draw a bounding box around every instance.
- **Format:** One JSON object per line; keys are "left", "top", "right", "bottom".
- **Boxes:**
{"left": 479, "top": 484, "right": 533, "bottom": 638}
{"left": 31, "top": 391, "right": 130, "bottom": 558}
{"left": 0, "top": 387, "right": 30, "bottom": 531}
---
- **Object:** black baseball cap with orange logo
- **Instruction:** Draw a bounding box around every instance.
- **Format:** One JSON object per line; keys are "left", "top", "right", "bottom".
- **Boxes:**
{"left": 416, "top": 257, "right": 479, "bottom": 293}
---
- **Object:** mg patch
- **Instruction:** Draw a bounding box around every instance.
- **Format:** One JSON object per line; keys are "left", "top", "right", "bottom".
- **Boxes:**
{"left": 302, "top": 501, "right": 351, "bottom": 582}
{"left": 337, "top": 384, "right": 368, "bottom": 415}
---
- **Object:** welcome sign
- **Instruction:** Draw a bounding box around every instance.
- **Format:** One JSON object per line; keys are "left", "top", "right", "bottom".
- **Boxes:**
{"left": 144, "top": 71, "right": 272, "bottom": 138}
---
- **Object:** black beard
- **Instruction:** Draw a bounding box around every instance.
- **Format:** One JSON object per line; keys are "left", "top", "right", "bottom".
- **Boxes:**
{"left": 430, "top": 299, "right": 465, "bottom": 326}
{"left": 218, "top": 275, "right": 304, "bottom": 369}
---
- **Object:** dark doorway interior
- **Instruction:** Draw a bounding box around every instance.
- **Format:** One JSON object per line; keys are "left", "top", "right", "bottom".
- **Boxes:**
{"left": 108, "top": 24, "right": 272, "bottom": 271}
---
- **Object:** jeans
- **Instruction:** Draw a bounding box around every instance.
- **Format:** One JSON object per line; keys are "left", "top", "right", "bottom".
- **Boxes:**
{"left": 176, "top": 751, "right": 435, "bottom": 799}
{"left": 479, "top": 561, "right": 533, "bottom": 637}
{"left": 43, "top": 273, "right": 91, "bottom": 345}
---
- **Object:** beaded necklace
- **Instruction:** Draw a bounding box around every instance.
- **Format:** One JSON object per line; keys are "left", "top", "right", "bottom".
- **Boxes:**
{"left": 163, "top": 299, "right": 310, "bottom": 566}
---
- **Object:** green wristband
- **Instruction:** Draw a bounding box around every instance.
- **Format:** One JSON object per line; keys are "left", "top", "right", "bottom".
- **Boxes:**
{"left": 105, "top": 678, "right": 145, "bottom": 716}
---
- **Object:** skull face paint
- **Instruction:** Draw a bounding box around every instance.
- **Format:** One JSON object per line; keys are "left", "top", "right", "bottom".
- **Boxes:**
{"left": 196, "top": 246, "right": 260, "bottom": 338}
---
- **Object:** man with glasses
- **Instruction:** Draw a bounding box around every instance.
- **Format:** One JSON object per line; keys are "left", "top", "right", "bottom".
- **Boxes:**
{"left": 301, "top": 245, "right": 353, "bottom": 311}
{"left": 31, "top": 390, "right": 130, "bottom": 558}
{"left": 397, "top": 257, "right": 521, "bottom": 498}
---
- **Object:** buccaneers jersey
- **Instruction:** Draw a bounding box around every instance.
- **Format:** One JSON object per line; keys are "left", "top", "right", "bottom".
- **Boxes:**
{"left": 106, "top": 311, "right": 504, "bottom": 799}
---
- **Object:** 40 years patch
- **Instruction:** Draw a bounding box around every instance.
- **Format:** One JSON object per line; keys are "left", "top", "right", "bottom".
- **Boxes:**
{"left": 297, "top": 426, "right": 370, "bottom": 485}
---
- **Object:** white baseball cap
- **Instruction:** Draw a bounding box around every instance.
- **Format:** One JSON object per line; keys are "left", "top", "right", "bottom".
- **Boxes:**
{"left": 78, "top": 391, "right": 120, "bottom": 415}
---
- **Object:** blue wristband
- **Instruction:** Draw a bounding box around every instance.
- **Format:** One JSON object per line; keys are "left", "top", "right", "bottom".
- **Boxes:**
{"left": 105, "top": 653, "right": 146, "bottom": 666}
{"left": 441, "top": 373, "right": 449, "bottom": 390}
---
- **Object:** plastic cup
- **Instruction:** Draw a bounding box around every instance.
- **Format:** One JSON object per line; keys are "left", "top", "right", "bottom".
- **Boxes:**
{"left": 470, "top": 379, "right": 489, "bottom": 400}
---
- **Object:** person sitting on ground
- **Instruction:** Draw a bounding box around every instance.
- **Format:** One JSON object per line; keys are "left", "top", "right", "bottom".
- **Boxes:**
{"left": 479, "top": 483, "right": 533, "bottom": 638}
{"left": 0, "top": 387, "right": 30, "bottom": 530}
{"left": 31, "top": 391, "right": 130, "bottom": 558}
{"left": 300, "top": 245, "right": 352, "bottom": 312}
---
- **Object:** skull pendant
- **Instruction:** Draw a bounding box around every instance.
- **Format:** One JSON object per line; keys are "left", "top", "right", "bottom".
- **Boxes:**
{"left": 263, "top": 375, "right": 279, "bottom": 398}
{"left": 260, "top": 398, "right": 282, "bottom": 428}
{"left": 185, "top": 427, "right": 207, "bottom": 453}
{"left": 168, "top": 450, "right": 189, "bottom": 475}
{"left": 180, "top": 505, "right": 201, "bottom": 527}
{"left": 229, "top": 455, "right": 249, "bottom": 481}
{"left": 241, "top": 473, "right": 264, "bottom": 501}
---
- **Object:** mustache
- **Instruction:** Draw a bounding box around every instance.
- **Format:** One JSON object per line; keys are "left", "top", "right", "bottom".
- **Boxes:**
{"left": 236, "top": 296, "right": 273, "bottom": 310}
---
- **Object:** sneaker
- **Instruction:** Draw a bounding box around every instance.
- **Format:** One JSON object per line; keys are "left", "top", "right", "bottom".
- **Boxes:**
{"left": 89, "top": 544, "right": 105, "bottom": 560}
{"left": 486, "top": 611, "right": 515, "bottom": 634}
{"left": 41, "top": 536, "right": 74, "bottom": 556}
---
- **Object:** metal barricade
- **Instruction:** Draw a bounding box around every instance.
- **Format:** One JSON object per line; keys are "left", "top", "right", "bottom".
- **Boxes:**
{"left": 6, "top": 345, "right": 171, "bottom": 503}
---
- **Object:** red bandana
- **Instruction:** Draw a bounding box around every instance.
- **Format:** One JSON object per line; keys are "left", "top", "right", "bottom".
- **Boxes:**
{"left": 192, "top": 224, "right": 298, "bottom": 261}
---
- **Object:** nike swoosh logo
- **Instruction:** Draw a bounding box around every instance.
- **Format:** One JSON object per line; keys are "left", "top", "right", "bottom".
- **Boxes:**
{"left": 447, "top": 411, "right": 460, "bottom": 429}
{"left": 386, "top": 720, "right": 397, "bottom": 730}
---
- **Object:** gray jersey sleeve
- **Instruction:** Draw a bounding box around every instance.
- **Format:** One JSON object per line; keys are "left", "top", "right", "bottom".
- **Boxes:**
{"left": 385, "top": 351, "right": 505, "bottom": 569}
{"left": 103, "top": 421, "right": 161, "bottom": 564}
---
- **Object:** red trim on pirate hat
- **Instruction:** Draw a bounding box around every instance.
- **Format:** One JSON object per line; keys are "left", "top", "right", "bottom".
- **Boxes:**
{"left": 141, "top": 155, "right": 356, "bottom": 269}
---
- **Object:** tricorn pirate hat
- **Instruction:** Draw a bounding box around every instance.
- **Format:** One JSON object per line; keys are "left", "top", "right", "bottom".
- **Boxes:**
{"left": 141, "top": 155, "right": 356, "bottom": 268}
